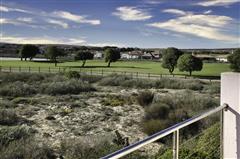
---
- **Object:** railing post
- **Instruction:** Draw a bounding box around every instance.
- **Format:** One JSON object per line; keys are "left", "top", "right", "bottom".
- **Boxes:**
{"left": 173, "top": 130, "right": 179, "bottom": 159}
{"left": 0, "top": 66, "right": 2, "bottom": 72}
{"left": 221, "top": 72, "right": 240, "bottom": 159}
{"left": 28, "top": 66, "right": 30, "bottom": 72}
{"left": 9, "top": 66, "right": 11, "bottom": 72}
{"left": 19, "top": 66, "right": 21, "bottom": 72}
{"left": 38, "top": 67, "right": 40, "bottom": 73}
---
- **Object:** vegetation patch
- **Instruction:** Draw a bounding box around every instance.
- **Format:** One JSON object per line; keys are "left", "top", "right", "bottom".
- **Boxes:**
{"left": 40, "top": 79, "right": 96, "bottom": 95}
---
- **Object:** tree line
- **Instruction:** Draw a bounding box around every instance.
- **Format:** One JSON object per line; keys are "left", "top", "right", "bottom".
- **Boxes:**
{"left": 19, "top": 44, "right": 240, "bottom": 75}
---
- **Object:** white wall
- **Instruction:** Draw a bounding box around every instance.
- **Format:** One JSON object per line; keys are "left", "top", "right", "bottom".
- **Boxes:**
{"left": 221, "top": 72, "right": 240, "bottom": 159}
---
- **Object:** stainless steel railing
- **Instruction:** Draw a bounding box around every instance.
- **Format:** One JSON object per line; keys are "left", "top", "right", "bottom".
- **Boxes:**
{"left": 101, "top": 104, "right": 228, "bottom": 159}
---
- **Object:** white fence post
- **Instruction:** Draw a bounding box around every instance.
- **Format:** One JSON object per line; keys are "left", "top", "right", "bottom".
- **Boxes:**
{"left": 221, "top": 72, "right": 240, "bottom": 159}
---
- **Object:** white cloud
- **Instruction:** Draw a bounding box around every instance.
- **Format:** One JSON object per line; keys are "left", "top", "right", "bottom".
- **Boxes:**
{"left": 163, "top": 9, "right": 187, "bottom": 15}
{"left": 204, "top": 10, "right": 212, "bottom": 14}
{"left": 144, "top": 0, "right": 164, "bottom": 4}
{"left": 147, "top": 11, "right": 238, "bottom": 41}
{"left": 0, "top": 18, "right": 21, "bottom": 25}
{"left": 197, "top": 0, "right": 240, "bottom": 6}
{"left": 0, "top": 34, "right": 86, "bottom": 45}
{"left": 46, "top": 19, "right": 69, "bottom": 29}
{"left": 53, "top": 11, "right": 101, "bottom": 25}
{"left": 113, "top": 6, "right": 152, "bottom": 21}
{"left": 17, "top": 17, "right": 33, "bottom": 23}
{"left": 87, "top": 42, "right": 125, "bottom": 47}
{"left": 0, "top": 5, "right": 30, "bottom": 13}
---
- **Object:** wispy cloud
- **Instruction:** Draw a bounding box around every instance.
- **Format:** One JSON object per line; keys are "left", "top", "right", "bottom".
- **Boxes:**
{"left": 1, "top": 4, "right": 101, "bottom": 28}
{"left": 52, "top": 11, "right": 101, "bottom": 25}
{"left": 162, "top": 9, "right": 188, "bottom": 15}
{"left": 204, "top": 10, "right": 212, "bottom": 14}
{"left": 197, "top": 0, "right": 240, "bottom": 6}
{"left": 17, "top": 17, "right": 33, "bottom": 23}
{"left": 147, "top": 9, "right": 238, "bottom": 41}
{"left": 143, "top": 0, "right": 164, "bottom": 4}
{"left": 0, "top": 33, "right": 123, "bottom": 47}
{"left": 0, "top": 5, "right": 30, "bottom": 13}
{"left": 113, "top": 6, "right": 152, "bottom": 21}
{"left": 0, "top": 34, "right": 86, "bottom": 45}
{"left": 46, "top": 19, "right": 69, "bottom": 29}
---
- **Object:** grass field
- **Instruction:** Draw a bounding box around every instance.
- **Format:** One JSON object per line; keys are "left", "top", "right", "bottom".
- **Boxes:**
{"left": 0, "top": 59, "right": 230, "bottom": 77}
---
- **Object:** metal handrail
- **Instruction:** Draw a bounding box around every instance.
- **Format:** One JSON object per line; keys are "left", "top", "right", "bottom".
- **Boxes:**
{"left": 101, "top": 104, "right": 228, "bottom": 159}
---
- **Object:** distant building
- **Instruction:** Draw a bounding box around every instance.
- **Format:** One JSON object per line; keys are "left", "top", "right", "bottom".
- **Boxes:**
{"left": 94, "top": 51, "right": 103, "bottom": 59}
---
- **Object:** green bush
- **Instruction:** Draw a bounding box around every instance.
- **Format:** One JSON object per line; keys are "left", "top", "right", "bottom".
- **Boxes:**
{"left": 0, "top": 82, "right": 37, "bottom": 97}
{"left": 145, "top": 103, "right": 170, "bottom": 120}
{"left": 142, "top": 91, "right": 218, "bottom": 137}
{"left": 157, "top": 123, "right": 220, "bottom": 159}
{"left": 0, "top": 109, "right": 22, "bottom": 125}
{"left": 98, "top": 74, "right": 131, "bottom": 86}
{"left": 203, "top": 82, "right": 220, "bottom": 94}
{"left": 0, "top": 100, "right": 16, "bottom": 108}
{"left": 98, "top": 74, "right": 205, "bottom": 91}
{"left": 142, "top": 119, "right": 170, "bottom": 135}
{"left": 137, "top": 91, "right": 154, "bottom": 107}
{"left": 0, "top": 72, "right": 47, "bottom": 83}
{"left": 61, "top": 137, "right": 147, "bottom": 159}
{"left": 101, "top": 94, "right": 134, "bottom": 106}
{"left": 0, "top": 125, "right": 35, "bottom": 147}
{"left": 0, "top": 138, "right": 55, "bottom": 159}
{"left": 40, "top": 79, "right": 96, "bottom": 95}
{"left": 65, "top": 71, "right": 80, "bottom": 79}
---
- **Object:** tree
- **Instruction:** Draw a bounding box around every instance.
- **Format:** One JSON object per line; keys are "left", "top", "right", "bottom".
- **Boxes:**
{"left": 74, "top": 51, "right": 94, "bottom": 67}
{"left": 177, "top": 54, "right": 203, "bottom": 76}
{"left": 228, "top": 49, "right": 240, "bottom": 72}
{"left": 19, "top": 44, "right": 39, "bottom": 61}
{"left": 161, "top": 47, "right": 183, "bottom": 74}
{"left": 45, "top": 46, "right": 64, "bottom": 66}
{"left": 104, "top": 48, "right": 121, "bottom": 67}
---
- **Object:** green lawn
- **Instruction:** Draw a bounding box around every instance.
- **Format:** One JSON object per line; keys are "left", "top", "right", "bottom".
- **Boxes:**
{"left": 0, "top": 60, "right": 230, "bottom": 77}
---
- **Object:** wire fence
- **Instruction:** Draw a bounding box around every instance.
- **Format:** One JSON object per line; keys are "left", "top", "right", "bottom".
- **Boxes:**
{"left": 0, "top": 66, "right": 218, "bottom": 82}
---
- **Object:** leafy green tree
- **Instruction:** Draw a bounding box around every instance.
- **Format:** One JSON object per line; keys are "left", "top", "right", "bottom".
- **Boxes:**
{"left": 74, "top": 51, "right": 94, "bottom": 67}
{"left": 45, "top": 46, "right": 64, "bottom": 66}
{"left": 104, "top": 48, "right": 121, "bottom": 67}
{"left": 162, "top": 47, "right": 183, "bottom": 74}
{"left": 228, "top": 49, "right": 240, "bottom": 72}
{"left": 19, "top": 44, "right": 39, "bottom": 61}
{"left": 177, "top": 54, "right": 203, "bottom": 76}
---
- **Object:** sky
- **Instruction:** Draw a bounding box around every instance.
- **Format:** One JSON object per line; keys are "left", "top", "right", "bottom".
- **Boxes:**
{"left": 0, "top": 0, "right": 240, "bottom": 48}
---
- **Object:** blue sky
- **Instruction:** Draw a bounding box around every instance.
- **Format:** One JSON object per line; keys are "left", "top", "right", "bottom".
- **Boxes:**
{"left": 0, "top": 0, "right": 240, "bottom": 48}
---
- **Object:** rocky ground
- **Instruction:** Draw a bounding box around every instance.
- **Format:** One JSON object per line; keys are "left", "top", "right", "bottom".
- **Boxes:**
{"left": 12, "top": 85, "right": 182, "bottom": 156}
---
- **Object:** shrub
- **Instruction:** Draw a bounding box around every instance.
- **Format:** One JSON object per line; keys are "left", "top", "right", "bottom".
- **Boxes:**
{"left": 145, "top": 103, "right": 170, "bottom": 120}
{"left": 0, "top": 125, "right": 35, "bottom": 147}
{"left": 137, "top": 91, "right": 154, "bottom": 107}
{"left": 65, "top": 71, "right": 80, "bottom": 79}
{"left": 0, "top": 82, "right": 37, "bottom": 97}
{"left": 0, "top": 72, "right": 47, "bottom": 83}
{"left": 142, "top": 91, "right": 218, "bottom": 137}
{"left": 99, "top": 74, "right": 205, "bottom": 91}
{"left": 101, "top": 94, "right": 134, "bottom": 107}
{"left": 40, "top": 79, "right": 96, "bottom": 95}
{"left": 80, "top": 74, "right": 103, "bottom": 83}
{"left": 0, "top": 109, "right": 22, "bottom": 125}
{"left": 0, "top": 100, "right": 16, "bottom": 108}
{"left": 61, "top": 137, "right": 146, "bottom": 159}
{"left": 142, "top": 119, "right": 171, "bottom": 135}
{"left": 0, "top": 138, "right": 55, "bottom": 159}
{"left": 98, "top": 74, "right": 133, "bottom": 86}
{"left": 203, "top": 82, "right": 220, "bottom": 94}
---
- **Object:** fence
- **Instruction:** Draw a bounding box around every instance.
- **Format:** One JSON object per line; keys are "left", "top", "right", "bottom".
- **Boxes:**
{"left": 0, "top": 66, "right": 217, "bottom": 81}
